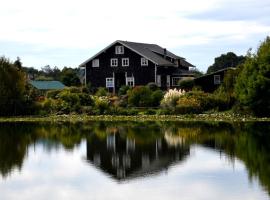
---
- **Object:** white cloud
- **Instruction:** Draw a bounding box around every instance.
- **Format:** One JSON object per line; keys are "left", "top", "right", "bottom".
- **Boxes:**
{"left": 0, "top": 0, "right": 269, "bottom": 69}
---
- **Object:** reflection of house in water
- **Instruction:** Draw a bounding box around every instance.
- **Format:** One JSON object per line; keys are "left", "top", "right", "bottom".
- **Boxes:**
{"left": 86, "top": 133, "right": 190, "bottom": 181}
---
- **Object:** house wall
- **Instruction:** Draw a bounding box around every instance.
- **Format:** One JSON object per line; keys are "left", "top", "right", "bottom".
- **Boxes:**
{"left": 85, "top": 42, "right": 156, "bottom": 89}
{"left": 85, "top": 42, "right": 192, "bottom": 90}
{"left": 194, "top": 70, "right": 227, "bottom": 93}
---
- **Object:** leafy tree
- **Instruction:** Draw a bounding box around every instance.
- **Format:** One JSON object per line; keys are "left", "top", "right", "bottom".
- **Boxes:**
{"left": 41, "top": 65, "right": 61, "bottom": 80}
{"left": 207, "top": 52, "right": 246, "bottom": 74}
{"left": 190, "top": 68, "right": 204, "bottom": 78}
{"left": 0, "top": 57, "right": 26, "bottom": 116}
{"left": 14, "top": 57, "right": 22, "bottom": 69}
{"left": 234, "top": 37, "right": 270, "bottom": 117}
{"left": 60, "top": 67, "right": 81, "bottom": 86}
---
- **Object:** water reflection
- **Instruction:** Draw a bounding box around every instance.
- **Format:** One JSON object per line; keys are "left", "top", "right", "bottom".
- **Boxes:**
{"left": 0, "top": 121, "right": 269, "bottom": 199}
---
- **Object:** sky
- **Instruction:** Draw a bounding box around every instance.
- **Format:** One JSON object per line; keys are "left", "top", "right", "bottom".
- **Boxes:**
{"left": 0, "top": 0, "right": 270, "bottom": 72}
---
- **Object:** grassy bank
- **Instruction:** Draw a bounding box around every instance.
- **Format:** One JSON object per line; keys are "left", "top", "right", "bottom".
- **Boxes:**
{"left": 0, "top": 113, "right": 269, "bottom": 123}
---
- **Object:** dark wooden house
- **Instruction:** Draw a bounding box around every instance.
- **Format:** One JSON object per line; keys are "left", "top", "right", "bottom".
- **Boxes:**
{"left": 79, "top": 40, "right": 195, "bottom": 92}
{"left": 194, "top": 67, "right": 236, "bottom": 93}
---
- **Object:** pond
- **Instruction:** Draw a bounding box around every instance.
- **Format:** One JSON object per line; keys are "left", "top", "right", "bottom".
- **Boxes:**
{"left": 0, "top": 121, "right": 269, "bottom": 200}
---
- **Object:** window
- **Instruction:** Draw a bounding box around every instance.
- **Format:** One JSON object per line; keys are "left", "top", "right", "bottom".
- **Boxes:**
{"left": 110, "top": 58, "right": 118, "bottom": 67}
{"left": 92, "top": 59, "right": 99, "bottom": 67}
{"left": 156, "top": 75, "right": 161, "bottom": 87}
{"left": 126, "top": 77, "right": 134, "bottom": 87}
{"left": 115, "top": 46, "right": 124, "bottom": 54}
{"left": 172, "top": 77, "right": 181, "bottom": 86}
{"left": 214, "top": 75, "right": 221, "bottom": 85}
{"left": 106, "top": 77, "right": 114, "bottom": 88}
{"left": 122, "top": 58, "right": 129, "bottom": 66}
{"left": 141, "top": 58, "right": 148, "bottom": 66}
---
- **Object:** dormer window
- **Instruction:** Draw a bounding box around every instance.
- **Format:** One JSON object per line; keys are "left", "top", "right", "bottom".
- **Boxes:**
{"left": 92, "top": 59, "right": 99, "bottom": 67}
{"left": 115, "top": 46, "right": 124, "bottom": 54}
{"left": 141, "top": 58, "right": 148, "bottom": 66}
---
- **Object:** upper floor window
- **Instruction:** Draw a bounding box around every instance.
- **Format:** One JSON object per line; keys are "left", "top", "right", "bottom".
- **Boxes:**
{"left": 115, "top": 46, "right": 124, "bottom": 54}
{"left": 110, "top": 58, "right": 118, "bottom": 67}
{"left": 122, "top": 58, "right": 129, "bottom": 67}
{"left": 92, "top": 59, "right": 99, "bottom": 67}
{"left": 141, "top": 58, "right": 148, "bottom": 66}
{"left": 214, "top": 75, "right": 221, "bottom": 85}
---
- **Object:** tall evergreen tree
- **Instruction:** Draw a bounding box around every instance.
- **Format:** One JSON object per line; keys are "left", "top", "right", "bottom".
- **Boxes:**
{"left": 234, "top": 37, "right": 270, "bottom": 116}
{"left": 0, "top": 57, "right": 26, "bottom": 116}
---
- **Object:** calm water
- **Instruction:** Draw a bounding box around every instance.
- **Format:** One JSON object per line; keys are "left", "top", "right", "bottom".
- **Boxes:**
{"left": 0, "top": 121, "right": 270, "bottom": 200}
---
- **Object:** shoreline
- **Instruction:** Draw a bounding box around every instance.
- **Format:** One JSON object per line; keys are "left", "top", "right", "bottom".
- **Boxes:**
{"left": 0, "top": 113, "right": 269, "bottom": 123}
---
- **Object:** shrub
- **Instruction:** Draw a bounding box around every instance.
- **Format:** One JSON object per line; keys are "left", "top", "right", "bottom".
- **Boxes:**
{"left": 78, "top": 93, "right": 94, "bottom": 106}
{"left": 151, "top": 90, "right": 164, "bottom": 106}
{"left": 118, "top": 85, "right": 131, "bottom": 96}
{"left": 176, "top": 91, "right": 229, "bottom": 114}
{"left": 95, "top": 87, "right": 108, "bottom": 97}
{"left": 93, "top": 96, "right": 110, "bottom": 114}
{"left": 46, "top": 89, "right": 62, "bottom": 99}
{"left": 147, "top": 82, "right": 159, "bottom": 91}
{"left": 178, "top": 79, "right": 194, "bottom": 91}
{"left": 127, "top": 86, "right": 153, "bottom": 107}
{"left": 161, "top": 89, "right": 186, "bottom": 109}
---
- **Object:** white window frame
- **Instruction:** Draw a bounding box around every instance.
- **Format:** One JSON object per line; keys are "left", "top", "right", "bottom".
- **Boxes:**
{"left": 106, "top": 77, "right": 114, "bottom": 88}
{"left": 141, "top": 58, "right": 148, "bottom": 66}
{"left": 156, "top": 75, "right": 161, "bottom": 87}
{"left": 92, "top": 59, "right": 99, "bottom": 67}
{"left": 122, "top": 58, "right": 129, "bottom": 67}
{"left": 214, "top": 75, "right": 221, "bottom": 85}
{"left": 115, "top": 46, "right": 124, "bottom": 54}
{"left": 172, "top": 77, "right": 181, "bottom": 86}
{"left": 126, "top": 77, "right": 135, "bottom": 87}
{"left": 110, "top": 58, "right": 118, "bottom": 67}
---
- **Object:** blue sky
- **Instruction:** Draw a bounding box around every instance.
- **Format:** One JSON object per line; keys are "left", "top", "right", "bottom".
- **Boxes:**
{"left": 0, "top": 0, "right": 269, "bottom": 72}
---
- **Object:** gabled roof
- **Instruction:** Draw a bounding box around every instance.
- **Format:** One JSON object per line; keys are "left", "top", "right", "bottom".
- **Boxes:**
{"left": 29, "top": 81, "right": 66, "bottom": 90}
{"left": 79, "top": 40, "right": 194, "bottom": 67}
{"left": 194, "top": 67, "right": 236, "bottom": 80}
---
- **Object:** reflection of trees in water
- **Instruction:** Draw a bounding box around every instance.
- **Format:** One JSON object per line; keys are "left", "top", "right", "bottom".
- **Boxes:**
{"left": 0, "top": 121, "right": 269, "bottom": 195}
{"left": 163, "top": 122, "right": 270, "bottom": 195}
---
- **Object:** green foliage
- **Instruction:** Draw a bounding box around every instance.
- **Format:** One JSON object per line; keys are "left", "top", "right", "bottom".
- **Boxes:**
{"left": 93, "top": 96, "right": 110, "bottom": 114}
{"left": 190, "top": 68, "right": 204, "bottom": 78}
{"left": 147, "top": 82, "right": 158, "bottom": 91}
{"left": 60, "top": 67, "right": 81, "bottom": 87}
{"left": 118, "top": 85, "right": 131, "bottom": 96}
{"left": 95, "top": 87, "right": 108, "bottom": 97}
{"left": 127, "top": 86, "right": 163, "bottom": 107}
{"left": 161, "top": 90, "right": 230, "bottom": 114}
{"left": 0, "top": 57, "right": 27, "bottom": 116}
{"left": 207, "top": 52, "right": 246, "bottom": 74}
{"left": 35, "top": 75, "right": 54, "bottom": 81}
{"left": 214, "top": 68, "right": 242, "bottom": 110}
{"left": 178, "top": 79, "right": 194, "bottom": 91}
{"left": 235, "top": 37, "right": 270, "bottom": 117}
{"left": 46, "top": 89, "right": 62, "bottom": 99}
{"left": 151, "top": 90, "right": 164, "bottom": 106}
{"left": 43, "top": 87, "right": 94, "bottom": 114}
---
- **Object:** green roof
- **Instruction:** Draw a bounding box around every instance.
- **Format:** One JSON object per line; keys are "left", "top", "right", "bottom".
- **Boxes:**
{"left": 29, "top": 81, "right": 66, "bottom": 90}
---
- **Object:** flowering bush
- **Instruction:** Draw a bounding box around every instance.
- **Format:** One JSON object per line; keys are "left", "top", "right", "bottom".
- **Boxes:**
{"left": 161, "top": 89, "right": 186, "bottom": 109}
{"left": 93, "top": 96, "right": 110, "bottom": 114}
